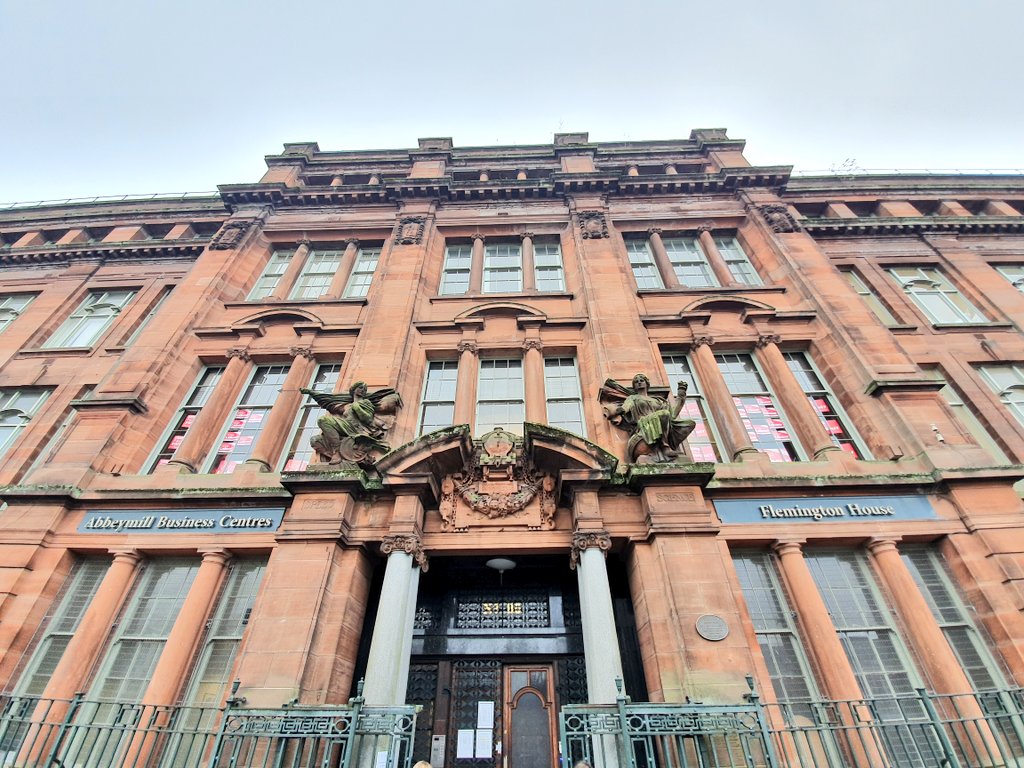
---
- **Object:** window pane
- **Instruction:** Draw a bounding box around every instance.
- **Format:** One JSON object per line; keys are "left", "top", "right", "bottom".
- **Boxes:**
{"left": 282, "top": 364, "right": 342, "bottom": 471}
{"left": 249, "top": 250, "right": 293, "bottom": 300}
{"left": 714, "top": 236, "right": 761, "bottom": 286}
{"left": 344, "top": 248, "right": 381, "bottom": 298}
{"left": 419, "top": 360, "right": 459, "bottom": 435}
{"left": 533, "top": 242, "right": 565, "bottom": 291}
{"left": 476, "top": 359, "right": 524, "bottom": 435}
{"left": 440, "top": 245, "right": 473, "bottom": 295}
{"left": 662, "top": 354, "right": 720, "bottom": 461}
{"left": 889, "top": 266, "right": 986, "bottom": 324}
{"left": 0, "top": 293, "right": 35, "bottom": 333}
{"left": 483, "top": 243, "right": 522, "bottom": 293}
{"left": 150, "top": 367, "right": 225, "bottom": 470}
{"left": 0, "top": 387, "right": 50, "bottom": 457}
{"left": 716, "top": 353, "right": 799, "bottom": 461}
{"left": 784, "top": 351, "right": 866, "bottom": 458}
{"left": 290, "top": 249, "right": 342, "bottom": 300}
{"left": 544, "top": 357, "right": 585, "bottom": 436}
{"left": 44, "top": 290, "right": 137, "bottom": 348}
{"left": 626, "top": 240, "right": 664, "bottom": 289}
{"left": 209, "top": 365, "right": 290, "bottom": 474}
{"left": 663, "top": 237, "right": 717, "bottom": 288}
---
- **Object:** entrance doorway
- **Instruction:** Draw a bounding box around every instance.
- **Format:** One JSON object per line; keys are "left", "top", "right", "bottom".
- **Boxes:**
{"left": 504, "top": 664, "right": 556, "bottom": 768}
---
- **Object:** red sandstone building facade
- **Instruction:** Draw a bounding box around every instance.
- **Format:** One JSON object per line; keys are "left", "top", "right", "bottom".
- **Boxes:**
{"left": 1, "top": 130, "right": 1024, "bottom": 767}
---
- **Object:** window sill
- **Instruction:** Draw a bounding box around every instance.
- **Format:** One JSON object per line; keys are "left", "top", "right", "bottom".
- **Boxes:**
{"left": 929, "top": 322, "right": 1013, "bottom": 331}
{"left": 19, "top": 346, "right": 97, "bottom": 357}
{"left": 430, "top": 291, "right": 574, "bottom": 302}
{"left": 637, "top": 285, "right": 784, "bottom": 296}
{"left": 225, "top": 297, "right": 369, "bottom": 308}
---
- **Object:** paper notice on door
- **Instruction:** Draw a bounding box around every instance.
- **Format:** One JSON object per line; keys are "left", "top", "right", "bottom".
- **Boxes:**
{"left": 456, "top": 729, "right": 475, "bottom": 759}
{"left": 477, "top": 701, "right": 495, "bottom": 729}
{"left": 474, "top": 729, "right": 492, "bottom": 758}
{"left": 374, "top": 751, "right": 389, "bottom": 768}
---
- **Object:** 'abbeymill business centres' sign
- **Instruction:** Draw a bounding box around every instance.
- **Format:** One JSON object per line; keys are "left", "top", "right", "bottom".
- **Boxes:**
{"left": 78, "top": 508, "right": 285, "bottom": 534}
{"left": 713, "top": 495, "right": 936, "bottom": 524}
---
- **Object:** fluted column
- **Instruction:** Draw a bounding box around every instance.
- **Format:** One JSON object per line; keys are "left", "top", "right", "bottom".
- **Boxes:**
{"left": 571, "top": 530, "right": 624, "bottom": 703}
{"left": 754, "top": 335, "right": 840, "bottom": 459}
{"left": 698, "top": 227, "right": 734, "bottom": 287}
{"left": 469, "top": 233, "right": 485, "bottom": 293}
{"left": 689, "top": 338, "right": 757, "bottom": 460}
{"left": 647, "top": 228, "right": 680, "bottom": 289}
{"left": 523, "top": 339, "right": 546, "bottom": 423}
{"left": 270, "top": 239, "right": 311, "bottom": 300}
{"left": 164, "top": 349, "right": 251, "bottom": 473}
{"left": 326, "top": 238, "right": 360, "bottom": 299}
{"left": 453, "top": 340, "right": 479, "bottom": 426}
{"left": 363, "top": 534, "right": 427, "bottom": 705}
{"left": 245, "top": 348, "right": 318, "bottom": 471}
{"left": 520, "top": 232, "right": 536, "bottom": 291}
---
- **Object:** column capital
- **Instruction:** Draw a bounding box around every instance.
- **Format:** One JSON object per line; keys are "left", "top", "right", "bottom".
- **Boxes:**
{"left": 108, "top": 548, "right": 143, "bottom": 565}
{"left": 471, "top": 232, "right": 486, "bottom": 244}
{"left": 519, "top": 231, "right": 535, "bottom": 242}
{"left": 297, "top": 237, "right": 313, "bottom": 249}
{"left": 344, "top": 237, "right": 360, "bottom": 248}
{"left": 522, "top": 338, "right": 544, "bottom": 352}
{"left": 866, "top": 536, "right": 902, "bottom": 555}
{"left": 226, "top": 347, "right": 251, "bottom": 362}
{"left": 691, "top": 335, "right": 715, "bottom": 349}
{"left": 756, "top": 333, "right": 783, "bottom": 348}
{"left": 197, "top": 548, "right": 233, "bottom": 566}
{"left": 647, "top": 227, "right": 663, "bottom": 237}
{"left": 771, "top": 538, "right": 806, "bottom": 557}
{"left": 570, "top": 529, "right": 611, "bottom": 570}
{"left": 457, "top": 340, "right": 479, "bottom": 355}
{"left": 381, "top": 533, "right": 429, "bottom": 572}
{"left": 289, "top": 346, "right": 316, "bottom": 360}
{"left": 697, "top": 221, "right": 716, "bottom": 234}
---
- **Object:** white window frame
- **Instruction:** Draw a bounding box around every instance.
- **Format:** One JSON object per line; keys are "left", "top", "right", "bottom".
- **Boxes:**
{"left": 664, "top": 237, "right": 718, "bottom": 288}
{"left": 0, "top": 293, "right": 35, "bottom": 333}
{"left": 543, "top": 356, "right": 586, "bottom": 437}
{"left": 783, "top": 351, "right": 870, "bottom": 459}
{"left": 995, "top": 264, "right": 1024, "bottom": 293}
{"left": 147, "top": 367, "right": 225, "bottom": 472}
{"left": 662, "top": 353, "right": 723, "bottom": 462}
{"left": 889, "top": 266, "right": 987, "bottom": 324}
{"left": 482, "top": 242, "right": 523, "bottom": 293}
{"left": 625, "top": 239, "right": 664, "bottom": 289}
{"left": 289, "top": 248, "right": 343, "bottom": 300}
{"left": 205, "top": 364, "right": 291, "bottom": 474}
{"left": 840, "top": 268, "right": 899, "bottom": 326}
{"left": 533, "top": 240, "right": 565, "bottom": 292}
{"left": 0, "top": 388, "right": 50, "bottom": 459}
{"left": 440, "top": 244, "right": 473, "bottom": 295}
{"left": 936, "top": 378, "right": 1009, "bottom": 462}
{"left": 475, "top": 358, "right": 525, "bottom": 436}
{"left": 978, "top": 364, "right": 1024, "bottom": 428}
{"left": 43, "top": 289, "right": 136, "bottom": 348}
{"left": 714, "top": 236, "right": 762, "bottom": 286}
{"left": 343, "top": 247, "right": 382, "bottom": 298}
{"left": 248, "top": 249, "right": 293, "bottom": 300}
{"left": 280, "top": 363, "right": 343, "bottom": 471}
{"left": 418, "top": 359, "right": 459, "bottom": 436}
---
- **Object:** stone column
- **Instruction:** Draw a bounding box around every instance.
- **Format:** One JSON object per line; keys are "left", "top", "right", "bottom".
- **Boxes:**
{"left": 698, "top": 227, "right": 734, "bottom": 287}
{"left": 40, "top": 550, "right": 141, "bottom": 701}
{"left": 689, "top": 338, "right": 757, "bottom": 460}
{"left": 326, "top": 238, "right": 361, "bottom": 299}
{"left": 362, "top": 534, "right": 427, "bottom": 705}
{"left": 453, "top": 340, "right": 479, "bottom": 426}
{"left": 572, "top": 530, "right": 624, "bottom": 703}
{"left": 469, "top": 233, "right": 485, "bottom": 294}
{"left": 520, "top": 232, "right": 536, "bottom": 291}
{"left": 522, "top": 339, "right": 546, "bottom": 424}
{"left": 754, "top": 335, "right": 840, "bottom": 459}
{"left": 245, "top": 348, "right": 318, "bottom": 471}
{"left": 647, "top": 228, "right": 680, "bottom": 289}
{"left": 270, "top": 239, "right": 312, "bottom": 300}
{"left": 163, "top": 349, "right": 251, "bottom": 473}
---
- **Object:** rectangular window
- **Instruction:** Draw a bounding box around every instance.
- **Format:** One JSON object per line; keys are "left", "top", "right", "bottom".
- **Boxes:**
{"left": 544, "top": 357, "right": 586, "bottom": 437}
{"left": 343, "top": 247, "right": 382, "bottom": 298}
{"left": 626, "top": 240, "right": 664, "bottom": 289}
{"left": 14, "top": 559, "right": 109, "bottom": 695}
{"left": 148, "top": 367, "right": 224, "bottom": 471}
{"left": 533, "top": 241, "right": 565, "bottom": 292}
{"left": 483, "top": 243, "right": 523, "bottom": 293}
{"left": 664, "top": 237, "right": 718, "bottom": 288}
{"left": 978, "top": 364, "right": 1024, "bottom": 427}
{"left": 0, "top": 294, "right": 35, "bottom": 333}
{"left": 840, "top": 268, "right": 899, "bottom": 326}
{"left": 282, "top": 363, "right": 343, "bottom": 471}
{"left": 249, "top": 249, "right": 293, "bottom": 300}
{"left": 889, "top": 266, "right": 987, "bottom": 324}
{"left": 784, "top": 351, "right": 868, "bottom": 458}
{"left": 476, "top": 359, "right": 524, "bottom": 435}
{"left": 43, "top": 289, "right": 136, "bottom": 348}
{"left": 733, "top": 553, "right": 819, "bottom": 707}
{"left": 902, "top": 548, "right": 1005, "bottom": 691}
{"left": 208, "top": 365, "right": 290, "bottom": 474}
{"left": 716, "top": 353, "right": 799, "bottom": 461}
{"left": 289, "top": 249, "right": 343, "bottom": 300}
{"left": 440, "top": 245, "right": 473, "bottom": 295}
{"left": 938, "top": 379, "right": 1010, "bottom": 462}
{"left": 995, "top": 265, "right": 1024, "bottom": 293}
{"left": 419, "top": 360, "right": 459, "bottom": 436}
{"left": 0, "top": 388, "right": 50, "bottom": 459}
{"left": 123, "top": 287, "right": 173, "bottom": 346}
{"left": 715, "top": 236, "right": 761, "bottom": 286}
{"left": 662, "top": 354, "right": 721, "bottom": 462}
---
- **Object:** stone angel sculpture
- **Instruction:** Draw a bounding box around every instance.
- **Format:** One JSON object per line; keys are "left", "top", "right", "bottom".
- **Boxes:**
{"left": 600, "top": 373, "right": 695, "bottom": 464}
{"left": 299, "top": 381, "right": 403, "bottom": 467}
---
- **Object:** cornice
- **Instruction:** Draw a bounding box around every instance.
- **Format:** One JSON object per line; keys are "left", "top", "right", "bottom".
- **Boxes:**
{"left": 0, "top": 240, "right": 209, "bottom": 265}
{"left": 800, "top": 216, "right": 1024, "bottom": 236}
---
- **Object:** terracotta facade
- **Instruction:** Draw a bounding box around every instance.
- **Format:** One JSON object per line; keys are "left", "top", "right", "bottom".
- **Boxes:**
{"left": 2, "top": 130, "right": 1024, "bottom": 766}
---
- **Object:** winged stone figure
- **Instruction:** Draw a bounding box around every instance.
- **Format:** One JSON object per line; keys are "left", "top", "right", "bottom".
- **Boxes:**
{"left": 299, "top": 381, "right": 403, "bottom": 467}
{"left": 600, "top": 373, "right": 695, "bottom": 464}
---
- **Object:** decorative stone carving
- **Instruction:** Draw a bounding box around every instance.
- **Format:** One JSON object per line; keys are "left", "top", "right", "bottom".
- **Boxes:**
{"left": 394, "top": 217, "right": 426, "bottom": 245}
{"left": 519, "top": 231, "right": 535, "bottom": 242}
{"left": 289, "top": 346, "right": 315, "bottom": 360}
{"left": 225, "top": 348, "right": 251, "bottom": 362}
{"left": 691, "top": 336, "right": 715, "bottom": 349}
{"left": 647, "top": 227, "right": 663, "bottom": 237}
{"left": 438, "top": 428, "right": 557, "bottom": 532}
{"left": 209, "top": 221, "right": 253, "bottom": 250}
{"left": 756, "top": 334, "right": 783, "bottom": 348}
{"left": 600, "top": 373, "right": 695, "bottom": 464}
{"left": 381, "top": 533, "right": 428, "bottom": 572}
{"left": 457, "top": 340, "right": 479, "bottom": 355}
{"left": 521, "top": 339, "right": 544, "bottom": 352}
{"left": 569, "top": 529, "right": 612, "bottom": 570}
{"left": 577, "top": 211, "right": 609, "bottom": 239}
{"left": 299, "top": 381, "right": 403, "bottom": 468}
{"left": 759, "top": 204, "right": 803, "bottom": 233}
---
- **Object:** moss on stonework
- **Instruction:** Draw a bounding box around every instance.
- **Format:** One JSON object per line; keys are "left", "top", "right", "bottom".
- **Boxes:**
{"left": 523, "top": 422, "right": 619, "bottom": 469}
{"left": 0, "top": 483, "right": 82, "bottom": 497}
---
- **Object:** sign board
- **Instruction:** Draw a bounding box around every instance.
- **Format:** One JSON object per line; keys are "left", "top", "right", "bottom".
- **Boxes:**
{"left": 713, "top": 495, "right": 936, "bottom": 525}
{"left": 78, "top": 508, "right": 285, "bottom": 534}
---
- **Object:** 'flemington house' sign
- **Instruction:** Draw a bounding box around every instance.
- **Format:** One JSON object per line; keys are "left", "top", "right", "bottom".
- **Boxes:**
{"left": 713, "top": 495, "right": 937, "bottom": 525}
{"left": 78, "top": 508, "right": 285, "bottom": 534}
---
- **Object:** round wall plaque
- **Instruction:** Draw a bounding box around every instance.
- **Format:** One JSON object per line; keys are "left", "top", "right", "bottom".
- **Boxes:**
{"left": 695, "top": 614, "right": 729, "bottom": 642}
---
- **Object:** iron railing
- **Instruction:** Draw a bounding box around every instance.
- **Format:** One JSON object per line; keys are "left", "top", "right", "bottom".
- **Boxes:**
{"left": 560, "top": 681, "right": 1024, "bottom": 768}
{"left": 0, "top": 685, "right": 416, "bottom": 768}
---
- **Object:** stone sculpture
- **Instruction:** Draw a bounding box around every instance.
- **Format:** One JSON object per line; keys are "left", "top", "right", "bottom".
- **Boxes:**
{"left": 299, "top": 381, "right": 403, "bottom": 467}
{"left": 600, "top": 373, "right": 695, "bottom": 463}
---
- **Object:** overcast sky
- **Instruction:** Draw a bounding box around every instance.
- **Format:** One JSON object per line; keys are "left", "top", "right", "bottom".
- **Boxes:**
{"left": 3, "top": 0, "right": 1023, "bottom": 204}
